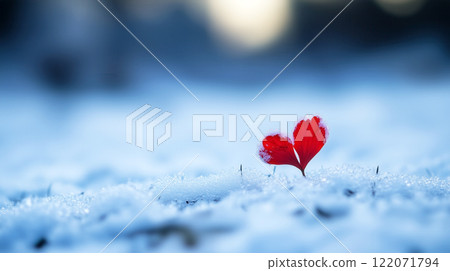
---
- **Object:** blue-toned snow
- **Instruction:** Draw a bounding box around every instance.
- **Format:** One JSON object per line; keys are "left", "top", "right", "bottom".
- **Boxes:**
{"left": 0, "top": 165, "right": 449, "bottom": 252}
{"left": 1, "top": 45, "right": 450, "bottom": 252}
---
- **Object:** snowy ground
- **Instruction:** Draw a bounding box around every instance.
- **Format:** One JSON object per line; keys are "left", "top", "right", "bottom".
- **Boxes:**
{"left": 0, "top": 165, "right": 448, "bottom": 252}
{"left": 1, "top": 44, "right": 450, "bottom": 252}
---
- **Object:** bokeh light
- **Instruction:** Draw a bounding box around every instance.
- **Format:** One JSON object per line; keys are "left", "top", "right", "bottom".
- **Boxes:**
{"left": 375, "top": 0, "right": 426, "bottom": 17}
{"left": 205, "top": 0, "right": 292, "bottom": 52}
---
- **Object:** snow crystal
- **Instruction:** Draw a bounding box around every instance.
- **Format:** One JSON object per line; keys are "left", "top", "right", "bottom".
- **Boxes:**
{"left": 0, "top": 165, "right": 448, "bottom": 252}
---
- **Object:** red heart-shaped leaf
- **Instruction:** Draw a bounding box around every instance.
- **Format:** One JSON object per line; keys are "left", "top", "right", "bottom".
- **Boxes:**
{"left": 259, "top": 115, "right": 328, "bottom": 176}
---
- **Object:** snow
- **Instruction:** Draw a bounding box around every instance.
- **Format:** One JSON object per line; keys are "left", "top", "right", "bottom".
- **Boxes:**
{"left": 0, "top": 164, "right": 449, "bottom": 252}
{"left": 1, "top": 42, "right": 450, "bottom": 252}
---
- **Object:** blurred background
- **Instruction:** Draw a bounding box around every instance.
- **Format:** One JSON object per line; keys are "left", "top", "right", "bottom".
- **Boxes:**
{"left": 1, "top": 0, "right": 450, "bottom": 88}
{"left": 1, "top": 0, "right": 450, "bottom": 197}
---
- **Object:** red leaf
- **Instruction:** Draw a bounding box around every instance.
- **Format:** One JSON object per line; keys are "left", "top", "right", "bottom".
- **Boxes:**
{"left": 259, "top": 134, "right": 301, "bottom": 170}
{"left": 293, "top": 116, "right": 328, "bottom": 176}
{"left": 259, "top": 115, "right": 328, "bottom": 176}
